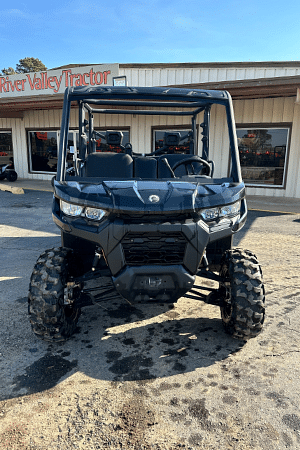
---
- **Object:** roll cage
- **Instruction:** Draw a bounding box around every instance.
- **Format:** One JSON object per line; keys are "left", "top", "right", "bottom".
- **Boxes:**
{"left": 56, "top": 86, "right": 241, "bottom": 184}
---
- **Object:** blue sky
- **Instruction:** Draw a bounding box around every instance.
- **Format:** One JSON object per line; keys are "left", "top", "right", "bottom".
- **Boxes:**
{"left": 1, "top": 0, "right": 300, "bottom": 70}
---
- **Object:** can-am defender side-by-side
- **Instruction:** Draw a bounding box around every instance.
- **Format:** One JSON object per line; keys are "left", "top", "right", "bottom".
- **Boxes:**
{"left": 28, "top": 86, "right": 265, "bottom": 342}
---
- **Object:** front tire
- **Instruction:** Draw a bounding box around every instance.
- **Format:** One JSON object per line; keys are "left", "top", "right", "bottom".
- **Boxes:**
{"left": 219, "top": 249, "right": 265, "bottom": 340}
{"left": 7, "top": 170, "right": 17, "bottom": 182}
{"left": 28, "top": 247, "right": 81, "bottom": 341}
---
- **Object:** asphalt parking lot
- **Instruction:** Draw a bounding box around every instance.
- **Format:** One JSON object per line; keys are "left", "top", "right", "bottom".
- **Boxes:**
{"left": 0, "top": 185, "right": 300, "bottom": 449}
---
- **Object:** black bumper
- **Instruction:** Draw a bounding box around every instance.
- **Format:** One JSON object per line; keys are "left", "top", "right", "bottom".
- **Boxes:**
{"left": 113, "top": 265, "right": 195, "bottom": 302}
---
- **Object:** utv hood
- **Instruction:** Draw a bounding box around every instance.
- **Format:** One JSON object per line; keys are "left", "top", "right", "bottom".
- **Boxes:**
{"left": 54, "top": 179, "right": 245, "bottom": 213}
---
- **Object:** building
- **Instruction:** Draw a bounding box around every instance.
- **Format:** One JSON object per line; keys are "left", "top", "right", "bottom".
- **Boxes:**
{"left": 1, "top": 61, "right": 300, "bottom": 198}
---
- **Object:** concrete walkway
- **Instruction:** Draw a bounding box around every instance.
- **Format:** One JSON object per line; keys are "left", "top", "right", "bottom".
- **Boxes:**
{"left": 1, "top": 178, "right": 300, "bottom": 214}
{"left": 0, "top": 178, "right": 53, "bottom": 194}
{"left": 246, "top": 194, "right": 300, "bottom": 214}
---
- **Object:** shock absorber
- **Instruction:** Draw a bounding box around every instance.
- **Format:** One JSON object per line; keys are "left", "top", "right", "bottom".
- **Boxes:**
{"left": 92, "top": 247, "right": 102, "bottom": 271}
{"left": 202, "top": 251, "right": 209, "bottom": 269}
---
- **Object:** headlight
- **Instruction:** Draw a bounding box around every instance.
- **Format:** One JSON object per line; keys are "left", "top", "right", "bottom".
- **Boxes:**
{"left": 60, "top": 200, "right": 84, "bottom": 216}
{"left": 201, "top": 201, "right": 240, "bottom": 222}
{"left": 201, "top": 207, "right": 219, "bottom": 221}
{"left": 220, "top": 201, "right": 241, "bottom": 217}
{"left": 60, "top": 200, "right": 107, "bottom": 221}
{"left": 85, "top": 207, "right": 106, "bottom": 221}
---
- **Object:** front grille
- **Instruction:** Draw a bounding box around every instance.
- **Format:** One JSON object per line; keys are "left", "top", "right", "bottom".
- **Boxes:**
{"left": 122, "top": 232, "right": 186, "bottom": 265}
{"left": 117, "top": 212, "right": 196, "bottom": 224}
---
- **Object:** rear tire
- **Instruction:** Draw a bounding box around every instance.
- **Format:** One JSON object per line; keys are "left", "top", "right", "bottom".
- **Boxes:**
{"left": 219, "top": 248, "right": 265, "bottom": 340}
{"left": 28, "top": 247, "right": 81, "bottom": 341}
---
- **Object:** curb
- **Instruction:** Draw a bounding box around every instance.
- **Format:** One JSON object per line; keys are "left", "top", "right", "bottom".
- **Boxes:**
{"left": 248, "top": 207, "right": 299, "bottom": 215}
{"left": 0, "top": 184, "right": 24, "bottom": 194}
{"left": 22, "top": 186, "right": 53, "bottom": 192}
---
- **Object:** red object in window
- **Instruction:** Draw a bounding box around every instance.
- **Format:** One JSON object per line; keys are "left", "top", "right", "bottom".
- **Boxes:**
{"left": 36, "top": 132, "right": 48, "bottom": 141}
{"left": 247, "top": 133, "right": 256, "bottom": 138}
{"left": 0, "top": 151, "right": 8, "bottom": 156}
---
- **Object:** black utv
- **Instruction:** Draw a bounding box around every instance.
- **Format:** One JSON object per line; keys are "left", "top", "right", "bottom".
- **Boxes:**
{"left": 28, "top": 86, "right": 265, "bottom": 342}
{"left": 0, "top": 157, "right": 17, "bottom": 182}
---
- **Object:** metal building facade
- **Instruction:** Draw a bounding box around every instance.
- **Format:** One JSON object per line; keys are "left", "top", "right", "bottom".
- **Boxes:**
{"left": 1, "top": 61, "right": 300, "bottom": 198}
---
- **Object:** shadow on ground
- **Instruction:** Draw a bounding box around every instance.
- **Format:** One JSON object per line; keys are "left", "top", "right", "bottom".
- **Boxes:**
{"left": 7, "top": 296, "right": 247, "bottom": 401}
{"left": 3, "top": 193, "right": 276, "bottom": 401}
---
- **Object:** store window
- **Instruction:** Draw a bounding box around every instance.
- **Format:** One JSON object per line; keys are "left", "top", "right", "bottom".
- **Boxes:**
{"left": 28, "top": 129, "right": 130, "bottom": 172}
{"left": 153, "top": 128, "right": 191, "bottom": 154}
{"left": 0, "top": 132, "right": 13, "bottom": 166}
{"left": 28, "top": 131, "right": 77, "bottom": 173}
{"left": 236, "top": 126, "right": 290, "bottom": 187}
{"left": 93, "top": 129, "right": 130, "bottom": 153}
{"left": 29, "top": 131, "right": 58, "bottom": 173}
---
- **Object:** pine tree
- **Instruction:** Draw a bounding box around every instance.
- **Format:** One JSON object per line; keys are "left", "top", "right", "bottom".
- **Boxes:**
{"left": 1, "top": 58, "right": 47, "bottom": 75}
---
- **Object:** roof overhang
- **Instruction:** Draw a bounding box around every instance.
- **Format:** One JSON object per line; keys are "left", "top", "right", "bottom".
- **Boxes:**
{"left": 0, "top": 75, "right": 300, "bottom": 118}
{"left": 0, "top": 93, "right": 65, "bottom": 117}
{"left": 120, "top": 61, "right": 300, "bottom": 69}
{"left": 168, "top": 75, "right": 300, "bottom": 100}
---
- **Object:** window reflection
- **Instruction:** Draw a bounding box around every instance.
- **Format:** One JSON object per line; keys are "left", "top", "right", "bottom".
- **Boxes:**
{"left": 0, "top": 132, "right": 13, "bottom": 165}
{"left": 154, "top": 129, "right": 191, "bottom": 154}
{"left": 93, "top": 130, "right": 130, "bottom": 153}
{"left": 29, "top": 131, "right": 58, "bottom": 173}
{"left": 29, "top": 131, "right": 79, "bottom": 173}
{"left": 237, "top": 128, "right": 289, "bottom": 186}
{"left": 29, "top": 129, "right": 131, "bottom": 172}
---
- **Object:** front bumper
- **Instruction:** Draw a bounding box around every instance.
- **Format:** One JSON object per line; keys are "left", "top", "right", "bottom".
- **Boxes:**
{"left": 53, "top": 205, "right": 211, "bottom": 275}
{"left": 113, "top": 265, "right": 195, "bottom": 302}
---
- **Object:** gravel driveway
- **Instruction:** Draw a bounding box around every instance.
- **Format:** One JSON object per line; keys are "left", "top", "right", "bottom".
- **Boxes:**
{"left": 0, "top": 188, "right": 300, "bottom": 449}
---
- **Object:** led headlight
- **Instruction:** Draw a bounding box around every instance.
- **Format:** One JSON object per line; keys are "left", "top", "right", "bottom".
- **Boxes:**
{"left": 220, "top": 202, "right": 240, "bottom": 217}
{"left": 85, "top": 207, "right": 106, "bottom": 221}
{"left": 60, "top": 200, "right": 84, "bottom": 216}
{"left": 201, "top": 201, "right": 240, "bottom": 222}
{"left": 201, "top": 207, "right": 219, "bottom": 221}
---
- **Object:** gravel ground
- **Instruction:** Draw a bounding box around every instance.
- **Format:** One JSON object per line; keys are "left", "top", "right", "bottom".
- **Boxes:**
{"left": 0, "top": 188, "right": 300, "bottom": 449}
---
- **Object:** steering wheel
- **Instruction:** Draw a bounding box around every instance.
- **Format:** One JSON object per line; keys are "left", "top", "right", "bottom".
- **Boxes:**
{"left": 171, "top": 156, "right": 212, "bottom": 176}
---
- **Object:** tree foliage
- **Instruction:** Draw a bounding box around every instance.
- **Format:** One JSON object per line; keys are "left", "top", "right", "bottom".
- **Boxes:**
{"left": 1, "top": 58, "right": 47, "bottom": 75}
{"left": 1, "top": 67, "right": 16, "bottom": 75}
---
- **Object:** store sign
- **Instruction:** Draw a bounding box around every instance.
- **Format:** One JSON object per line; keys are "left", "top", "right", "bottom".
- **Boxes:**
{"left": 0, "top": 64, "right": 119, "bottom": 98}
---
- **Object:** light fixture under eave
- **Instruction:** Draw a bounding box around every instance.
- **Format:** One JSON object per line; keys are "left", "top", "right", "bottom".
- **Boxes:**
{"left": 113, "top": 76, "right": 127, "bottom": 87}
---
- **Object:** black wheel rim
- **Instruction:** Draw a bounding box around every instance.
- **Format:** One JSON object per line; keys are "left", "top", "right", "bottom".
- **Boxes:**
{"left": 220, "top": 264, "right": 232, "bottom": 323}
